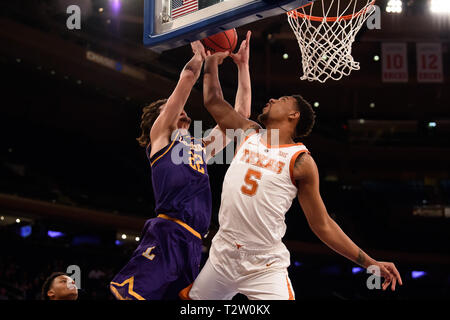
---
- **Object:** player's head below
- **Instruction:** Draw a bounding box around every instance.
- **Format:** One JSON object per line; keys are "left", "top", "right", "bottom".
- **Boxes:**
{"left": 257, "top": 95, "right": 316, "bottom": 139}
{"left": 41, "top": 272, "right": 78, "bottom": 300}
{"left": 136, "top": 98, "right": 192, "bottom": 148}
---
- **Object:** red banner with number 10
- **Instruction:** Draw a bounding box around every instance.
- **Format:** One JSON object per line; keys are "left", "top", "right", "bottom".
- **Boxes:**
{"left": 382, "top": 43, "right": 409, "bottom": 83}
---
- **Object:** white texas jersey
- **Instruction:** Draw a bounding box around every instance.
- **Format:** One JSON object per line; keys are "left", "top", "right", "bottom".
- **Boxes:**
{"left": 216, "top": 132, "right": 309, "bottom": 250}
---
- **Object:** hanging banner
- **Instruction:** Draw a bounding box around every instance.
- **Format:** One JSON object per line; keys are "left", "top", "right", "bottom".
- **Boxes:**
{"left": 86, "top": 51, "right": 147, "bottom": 81}
{"left": 382, "top": 43, "right": 408, "bottom": 83}
{"left": 417, "top": 43, "right": 444, "bottom": 83}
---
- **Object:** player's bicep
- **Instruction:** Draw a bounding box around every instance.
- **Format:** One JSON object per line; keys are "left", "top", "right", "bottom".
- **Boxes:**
{"left": 205, "top": 95, "right": 254, "bottom": 131}
{"left": 155, "top": 72, "right": 195, "bottom": 127}
{"left": 150, "top": 74, "right": 195, "bottom": 142}
{"left": 203, "top": 125, "right": 229, "bottom": 161}
{"left": 296, "top": 155, "right": 330, "bottom": 230}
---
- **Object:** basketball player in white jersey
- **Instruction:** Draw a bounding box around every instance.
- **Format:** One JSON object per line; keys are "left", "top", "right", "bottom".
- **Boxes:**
{"left": 180, "top": 51, "right": 403, "bottom": 300}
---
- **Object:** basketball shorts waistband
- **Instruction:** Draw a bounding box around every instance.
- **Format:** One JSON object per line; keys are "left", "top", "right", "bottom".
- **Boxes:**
{"left": 157, "top": 214, "right": 202, "bottom": 240}
{"left": 214, "top": 232, "right": 287, "bottom": 255}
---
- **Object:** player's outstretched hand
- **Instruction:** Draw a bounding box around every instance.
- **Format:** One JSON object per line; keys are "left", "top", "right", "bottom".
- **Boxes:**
{"left": 371, "top": 261, "right": 403, "bottom": 291}
{"left": 205, "top": 51, "right": 230, "bottom": 66}
{"left": 231, "top": 30, "right": 251, "bottom": 66}
{"left": 191, "top": 40, "right": 207, "bottom": 60}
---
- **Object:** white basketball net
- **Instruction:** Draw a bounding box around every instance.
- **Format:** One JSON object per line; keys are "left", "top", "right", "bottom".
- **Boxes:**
{"left": 287, "top": 0, "right": 376, "bottom": 83}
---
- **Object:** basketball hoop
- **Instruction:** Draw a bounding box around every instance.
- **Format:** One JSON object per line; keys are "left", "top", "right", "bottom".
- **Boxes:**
{"left": 287, "top": 0, "right": 376, "bottom": 83}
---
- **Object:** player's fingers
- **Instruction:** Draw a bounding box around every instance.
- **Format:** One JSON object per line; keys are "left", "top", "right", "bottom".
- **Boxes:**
{"left": 391, "top": 277, "right": 397, "bottom": 291}
{"left": 382, "top": 279, "right": 390, "bottom": 291}
{"left": 389, "top": 263, "right": 403, "bottom": 286}
{"left": 239, "top": 40, "right": 246, "bottom": 51}
{"left": 246, "top": 30, "right": 251, "bottom": 45}
{"left": 380, "top": 264, "right": 393, "bottom": 279}
{"left": 191, "top": 40, "right": 200, "bottom": 50}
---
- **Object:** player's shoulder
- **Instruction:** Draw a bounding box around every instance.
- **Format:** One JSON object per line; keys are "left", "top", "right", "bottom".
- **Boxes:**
{"left": 238, "top": 120, "right": 262, "bottom": 137}
{"left": 292, "top": 152, "right": 318, "bottom": 182}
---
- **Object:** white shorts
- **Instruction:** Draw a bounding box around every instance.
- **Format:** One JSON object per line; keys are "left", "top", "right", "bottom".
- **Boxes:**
{"left": 189, "top": 233, "right": 295, "bottom": 300}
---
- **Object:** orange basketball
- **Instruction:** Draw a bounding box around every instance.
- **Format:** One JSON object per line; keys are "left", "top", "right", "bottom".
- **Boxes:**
{"left": 201, "top": 29, "right": 238, "bottom": 54}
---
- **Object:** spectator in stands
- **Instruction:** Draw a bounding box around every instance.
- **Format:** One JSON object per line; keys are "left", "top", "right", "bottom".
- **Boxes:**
{"left": 0, "top": 287, "right": 8, "bottom": 300}
{"left": 41, "top": 272, "right": 78, "bottom": 300}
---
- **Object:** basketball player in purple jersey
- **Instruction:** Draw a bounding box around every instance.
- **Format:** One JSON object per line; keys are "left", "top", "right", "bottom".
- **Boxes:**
{"left": 110, "top": 34, "right": 252, "bottom": 300}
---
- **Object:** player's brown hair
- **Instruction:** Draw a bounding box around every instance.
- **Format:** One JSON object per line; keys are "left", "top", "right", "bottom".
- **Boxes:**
{"left": 41, "top": 272, "right": 68, "bottom": 300}
{"left": 292, "top": 94, "right": 315, "bottom": 138}
{"left": 136, "top": 99, "right": 168, "bottom": 148}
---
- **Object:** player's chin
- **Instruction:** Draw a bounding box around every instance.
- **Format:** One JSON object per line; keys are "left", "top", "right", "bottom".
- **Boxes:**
{"left": 257, "top": 113, "right": 268, "bottom": 124}
{"left": 178, "top": 117, "right": 191, "bottom": 128}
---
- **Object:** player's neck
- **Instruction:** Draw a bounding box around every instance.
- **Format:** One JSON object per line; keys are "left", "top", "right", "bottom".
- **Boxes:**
{"left": 261, "top": 127, "right": 294, "bottom": 146}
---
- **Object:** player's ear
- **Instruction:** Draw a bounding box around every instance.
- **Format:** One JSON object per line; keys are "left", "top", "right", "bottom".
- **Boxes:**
{"left": 288, "top": 111, "right": 300, "bottom": 121}
{"left": 47, "top": 289, "right": 55, "bottom": 300}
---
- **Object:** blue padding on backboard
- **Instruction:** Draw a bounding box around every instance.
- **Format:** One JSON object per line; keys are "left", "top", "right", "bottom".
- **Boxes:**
{"left": 144, "top": 0, "right": 314, "bottom": 52}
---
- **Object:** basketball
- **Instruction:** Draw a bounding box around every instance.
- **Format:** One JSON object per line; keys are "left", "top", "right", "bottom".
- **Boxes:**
{"left": 201, "top": 29, "right": 238, "bottom": 54}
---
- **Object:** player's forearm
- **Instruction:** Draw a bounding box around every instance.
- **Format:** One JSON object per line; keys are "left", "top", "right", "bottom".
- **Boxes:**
{"left": 203, "top": 61, "right": 225, "bottom": 111}
{"left": 235, "top": 63, "right": 251, "bottom": 118}
{"left": 311, "top": 217, "right": 377, "bottom": 269}
{"left": 182, "top": 54, "right": 203, "bottom": 82}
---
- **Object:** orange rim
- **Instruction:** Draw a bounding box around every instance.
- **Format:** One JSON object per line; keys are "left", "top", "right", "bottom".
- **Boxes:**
{"left": 288, "top": 0, "right": 376, "bottom": 22}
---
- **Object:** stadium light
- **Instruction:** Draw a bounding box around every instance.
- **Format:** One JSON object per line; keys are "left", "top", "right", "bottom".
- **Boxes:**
{"left": 121, "top": 234, "right": 127, "bottom": 239}
{"left": 48, "top": 230, "right": 65, "bottom": 238}
{"left": 431, "top": 0, "right": 450, "bottom": 14}
{"left": 411, "top": 271, "right": 427, "bottom": 279}
{"left": 313, "top": 102, "right": 319, "bottom": 108}
{"left": 428, "top": 122, "right": 437, "bottom": 128}
{"left": 111, "top": 0, "right": 121, "bottom": 15}
{"left": 386, "top": 0, "right": 402, "bottom": 13}
{"left": 20, "top": 225, "right": 32, "bottom": 238}
{"left": 352, "top": 267, "right": 364, "bottom": 274}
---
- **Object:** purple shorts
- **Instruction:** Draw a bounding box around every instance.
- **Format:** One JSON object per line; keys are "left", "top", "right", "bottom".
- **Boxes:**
{"left": 110, "top": 217, "right": 203, "bottom": 300}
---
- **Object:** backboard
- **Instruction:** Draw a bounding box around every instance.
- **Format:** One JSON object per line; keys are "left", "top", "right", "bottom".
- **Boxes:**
{"left": 144, "top": 0, "right": 314, "bottom": 52}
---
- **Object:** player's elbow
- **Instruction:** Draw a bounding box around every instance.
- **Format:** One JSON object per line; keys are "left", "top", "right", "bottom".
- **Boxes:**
{"left": 204, "top": 90, "right": 223, "bottom": 108}
{"left": 308, "top": 215, "right": 333, "bottom": 237}
{"left": 237, "top": 109, "right": 251, "bottom": 119}
{"left": 180, "top": 69, "right": 196, "bottom": 83}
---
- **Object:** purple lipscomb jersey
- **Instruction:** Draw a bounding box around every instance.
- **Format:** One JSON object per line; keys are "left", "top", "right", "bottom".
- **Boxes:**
{"left": 148, "top": 130, "right": 211, "bottom": 236}
{"left": 110, "top": 130, "right": 212, "bottom": 300}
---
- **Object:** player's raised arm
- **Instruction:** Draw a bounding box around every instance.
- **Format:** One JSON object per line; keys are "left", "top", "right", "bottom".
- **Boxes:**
{"left": 203, "top": 31, "right": 253, "bottom": 159}
{"left": 293, "top": 153, "right": 403, "bottom": 291}
{"left": 231, "top": 30, "right": 252, "bottom": 119}
{"left": 203, "top": 52, "right": 260, "bottom": 133}
{"left": 150, "top": 41, "right": 206, "bottom": 145}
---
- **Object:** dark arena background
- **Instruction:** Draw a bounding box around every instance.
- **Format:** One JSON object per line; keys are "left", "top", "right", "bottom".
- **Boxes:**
{"left": 0, "top": 0, "right": 449, "bottom": 302}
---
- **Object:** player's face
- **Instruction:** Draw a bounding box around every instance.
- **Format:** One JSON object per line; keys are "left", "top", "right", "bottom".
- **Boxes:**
{"left": 258, "top": 96, "right": 297, "bottom": 124}
{"left": 48, "top": 275, "right": 78, "bottom": 300}
{"left": 158, "top": 105, "right": 191, "bottom": 129}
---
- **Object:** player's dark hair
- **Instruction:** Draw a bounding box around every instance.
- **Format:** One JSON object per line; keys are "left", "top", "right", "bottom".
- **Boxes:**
{"left": 292, "top": 94, "right": 315, "bottom": 138}
{"left": 41, "top": 272, "right": 68, "bottom": 300}
{"left": 136, "top": 98, "right": 168, "bottom": 148}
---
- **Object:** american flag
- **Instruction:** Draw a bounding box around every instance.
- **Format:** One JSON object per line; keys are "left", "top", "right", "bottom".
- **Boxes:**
{"left": 171, "top": 0, "right": 199, "bottom": 19}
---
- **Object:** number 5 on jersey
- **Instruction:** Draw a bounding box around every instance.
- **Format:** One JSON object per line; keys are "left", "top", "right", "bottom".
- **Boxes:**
{"left": 241, "top": 168, "right": 262, "bottom": 196}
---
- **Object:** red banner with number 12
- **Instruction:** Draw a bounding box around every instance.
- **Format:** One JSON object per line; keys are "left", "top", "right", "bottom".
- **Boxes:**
{"left": 417, "top": 43, "right": 443, "bottom": 83}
